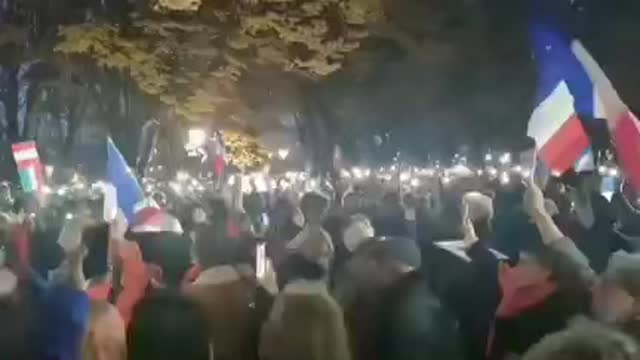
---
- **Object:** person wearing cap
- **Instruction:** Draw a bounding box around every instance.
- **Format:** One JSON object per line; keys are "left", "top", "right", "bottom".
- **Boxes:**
{"left": 259, "top": 254, "right": 351, "bottom": 360}
{"left": 343, "top": 235, "right": 464, "bottom": 360}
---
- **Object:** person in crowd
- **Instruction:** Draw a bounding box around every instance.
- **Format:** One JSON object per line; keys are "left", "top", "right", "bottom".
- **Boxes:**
{"left": 82, "top": 301, "right": 126, "bottom": 360}
{"left": 610, "top": 189, "right": 640, "bottom": 251}
{"left": 0, "top": 253, "right": 33, "bottom": 360}
{"left": 465, "top": 179, "right": 593, "bottom": 360}
{"left": 522, "top": 320, "right": 639, "bottom": 360}
{"left": 259, "top": 254, "right": 351, "bottom": 360}
{"left": 343, "top": 235, "right": 464, "bottom": 360}
{"left": 563, "top": 172, "right": 628, "bottom": 273}
{"left": 184, "top": 216, "right": 269, "bottom": 360}
{"left": 331, "top": 214, "right": 375, "bottom": 297}
{"left": 373, "top": 192, "right": 410, "bottom": 238}
{"left": 285, "top": 192, "right": 333, "bottom": 272}
{"left": 127, "top": 290, "right": 211, "bottom": 360}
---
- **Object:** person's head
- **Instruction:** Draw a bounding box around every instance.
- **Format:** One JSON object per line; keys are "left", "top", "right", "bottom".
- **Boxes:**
{"left": 349, "top": 236, "right": 421, "bottom": 289}
{"left": 593, "top": 252, "right": 640, "bottom": 324}
{"left": 135, "top": 232, "right": 193, "bottom": 288}
{"left": 522, "top": 320, "right": 638, "bottom": 360}
{"left": 82, "top": 301, "right": 126, "bottom": 360}
{"left": 193, "top": 222, "right": 238, "bottom": 269}
{"left": 279, "top": 253, "right": 326, "bottom": 287}
{"left": 463, "top": 191, "right": 494, "bottom": 238}
{"left": 128, "top": 290, "right": 211, "bottom": 360}
{"left": 300, "top": 192, "right": 329, "bottom": 226}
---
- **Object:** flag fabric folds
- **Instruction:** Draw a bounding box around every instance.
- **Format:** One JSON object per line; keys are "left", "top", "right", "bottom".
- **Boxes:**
{"left": 527, "top": 23, "right": 593, "bottom": 174}
{"left": 571, "top": 42, "right": 640, "bottom": 191}
{"left": 106, "top": 137, "right": 144, "bottom": 223}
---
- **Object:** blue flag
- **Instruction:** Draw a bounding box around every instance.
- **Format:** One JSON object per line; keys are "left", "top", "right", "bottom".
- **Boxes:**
{"left": 106, "top": 137, "right": 144, "bottom": 222}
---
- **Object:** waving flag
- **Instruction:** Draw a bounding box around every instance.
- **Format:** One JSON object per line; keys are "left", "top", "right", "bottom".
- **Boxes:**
{"left": 12, "top": 141, "right": 45, "bottom": 193}
{"left": 527, "top": 15, "right": 613, "bottom": 175}
{"left": 572, "top": 42, "right": 640, "bottom": 191}
{"left": 106, "top": 137, "right": 144, "bottom": 222}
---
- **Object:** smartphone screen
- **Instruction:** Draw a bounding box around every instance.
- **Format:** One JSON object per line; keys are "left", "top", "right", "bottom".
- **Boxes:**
{"left": 256, "top": 243, "right": 266, "bottom": 279}
{"left": 82, "top": 223, "right": 110, "bottom": 279}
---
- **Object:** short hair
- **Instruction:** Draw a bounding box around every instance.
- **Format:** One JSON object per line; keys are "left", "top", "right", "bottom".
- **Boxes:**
{"left": 279, "top": 253, "right": 326, "bottom": 286}
{"left": 127, "top": 290, "right": 210, "bottom": 360}
{"left": 300, "top": 192, "right": 329, "bottom": 219}
{"left": 523, "top": 320, "right": 639, "bottom": 360}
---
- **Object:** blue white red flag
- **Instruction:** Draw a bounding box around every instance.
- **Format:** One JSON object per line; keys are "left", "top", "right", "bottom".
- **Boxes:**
{"left": 106, "top": 137, "right": 144, "bottom": 223}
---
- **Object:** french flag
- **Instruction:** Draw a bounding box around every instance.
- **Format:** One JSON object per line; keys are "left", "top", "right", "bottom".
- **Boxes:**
{"left": 572, "top": 42, "right": 640, "bottom": 192}
{"left": 527, "top": 23, "right": 600, "bottom": 174}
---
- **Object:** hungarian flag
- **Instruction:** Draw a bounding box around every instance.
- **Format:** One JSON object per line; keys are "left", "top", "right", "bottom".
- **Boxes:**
{"left": 571, "top": 42, "right": 640, "bottom": 192}
{"left": 12, "top": 141, "right": 45, "bottom": 193}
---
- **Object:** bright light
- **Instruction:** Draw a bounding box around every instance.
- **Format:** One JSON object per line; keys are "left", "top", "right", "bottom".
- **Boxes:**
{"left": 170, "top": 181, "right": 182, "bottom": 194}
{"left": 186, "top": 128, "right": 207, "bottom": 149}
{"left": 485, "top": 153, "right": 493, "bottom": 162}
{"left": 513, "top": 165, "right": 523, "bottom": 174}
{"left": 352, "top": 167, "right": 363, "bottom": 179}
{"left": 477, "top": 170, "right": 484, "bottom": 176}
{"left": 598, "top": 166, "right": 607, "bottom": 175}
{"left": 277, "top": 148, "right": 290, "bottom": 160}
{"left": 340, "top": 169, "right": 351, "bottom": 179}
{"left": 227, "top": 176, "right": 236, "bottom": 186}
{"left": 254, "top": 175, "right": 267, "bottom": 192}
{"left": 442, "top": 176, "right": 451, "bottom": 185}
{"left": 499, "top": 153, "right": 512, "bottom": 165}
{"left": 42, "top": 186, "right": 52, "bottom": 195}
{"left": 425, "top": 168, "right": 436, "bottom": 177}
{"left": 400, "top": 172, "right": 411, "bottom": 182}
{"left": 500, "top": 172, "right": 510, "bottom": 185}
{"left": 450, "top": 164, "right": 472, "bottom": 177}
{"left": 65, "top": 213, "right": 74, "bottom": 220}
{"left": 522, "top": 169, "right": 532, "bottom": 178}
{"left": 363, "top": 168, "right": 371, "bottom": 177}
{"left": 45, "top": 165, "right": 54, "bottom": 178}
{"left": 488, "top": 167, "right": 498, "bottom": 177}
{"left": 57, "top": 187, "right": 68, "bottom": 196}
{"left": 176, "top": 171, "right": 189, "bottom": 182}
{"left": 608, "top": 168, "right": 619, "bottom": 177}
{"left": 410, "top": 178, "right": 420, "bottom": 187}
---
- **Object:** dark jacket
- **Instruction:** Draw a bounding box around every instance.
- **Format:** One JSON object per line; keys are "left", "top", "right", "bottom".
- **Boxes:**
{"left": 377, "top": 271, "right": 465, "bottom": 360}
{"left": 463, "top": 242, "right": 591, "bottom": 360}
{"left": 346, "top": 271, "right": 465, "bottom": 360}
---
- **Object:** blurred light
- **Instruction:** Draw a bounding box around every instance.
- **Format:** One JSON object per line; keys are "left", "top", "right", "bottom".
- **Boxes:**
{"left": 410, "top": 178, "right": 420, "bottom": 187}
{"left": 241, "top": 176, "right": 252, "bottom": 193}
{"left": 177, "top": 171, "right": 189, "bottom": 182}
{"left": 309, "top": 179, "right": 318, "bottom": 188}
{"left": 340, "top": 169, "right": 351, "bottom": 179}
{"left": 499, "top": 153, "right": 512, "bottom": 165}
{"left": 425, "top": 168, "right": 436, "bottom": 177}
{"left": 442, "top": 176, "right": 451, "bottom": 185}
{"left": 500, "top": 172, "right": 510, "bottom": 185}
{"left": 186, "top": 128, "right": 207, "bottom": 149}
{"left": 277, "top": 148, "right": 290, "bottom": 160}
{"left": 513, "top": 165, "right": 523, "bottom": 174}
{"left": 254, "top": 175, "right": 267, "bottom": 192}
{"left": 42, "top": 186, "right": 52, "bottom": 195}
{"left": 488, "top": 167, "right": 498, "bottom": 177}
{"left": 522, "top": 169, "right": 532, "bottom": 178}
{"left": 608, "top": 168, "right": 619, "bottom": 177}
{"left": 270, "top": 180, "right": 277, "bottom": 188}
{"left": 400, "top": 172, "right": 411, "bottom": 182}
{"left": 65, "top": 213, "right": 74, "bottom": 220}
{"left": 363, "top": 168, "right": 371, "bottom": 177}
{"left": 352, "top": 167, "right": 363, "bottom": 179}
{"left": 477, "top": 170, "right": 484, "bottom": 176}
{"left": 45, "top": 165, "right": 54, "bottom": 178}
{"left": 598, "top": 166, "right": 607, "bottom": 175}
{"left": 227, "top": 176, "right": 236, "bottom": 186}
{"left": 450, "top": 164, "right": 472, "bottom": 177}
{"left": 170, "top": 182, "right": 182, "bottom": 194}
{"left": 57, "top": 187, "right": 68, "bottom": 196}
{"left": 485, "top": 153, "right": 493, "bottom": 162}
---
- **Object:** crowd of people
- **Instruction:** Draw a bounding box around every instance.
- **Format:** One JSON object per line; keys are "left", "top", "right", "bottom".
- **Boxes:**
{"left": 1, "top": 170, "right": 640, "bottom": 360}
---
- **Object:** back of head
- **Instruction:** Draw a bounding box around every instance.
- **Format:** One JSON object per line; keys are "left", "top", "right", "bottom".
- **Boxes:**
{"left": 523, "top": 320, "right": 639, "bottom": 360}
{"left": 300, "top": 192, "right": 329, "bottom": 225}
{"left": 279, "top": 254, "right": 326, "bottom": 288}
{"left": 136, "top": 232, "right": 192, "bottom": 288}
{"left": 194, "top": 222, "right": 239, "bottom": 269}
{"left": 128, "top": 290, "right": 210, "bottom": 360}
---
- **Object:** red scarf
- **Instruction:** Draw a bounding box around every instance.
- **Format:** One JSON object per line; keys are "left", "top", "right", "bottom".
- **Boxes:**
{"left": 486, "top": 263, "right": 558, "bottom": 357}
